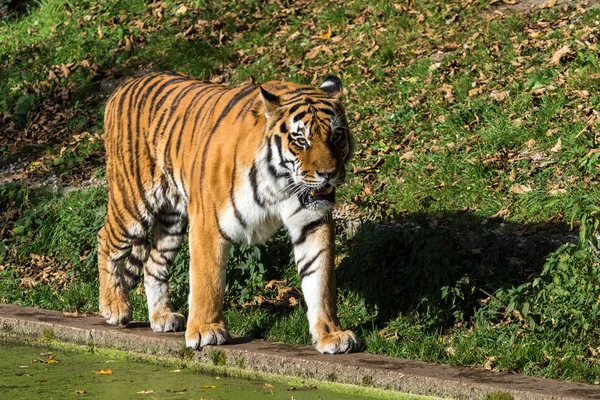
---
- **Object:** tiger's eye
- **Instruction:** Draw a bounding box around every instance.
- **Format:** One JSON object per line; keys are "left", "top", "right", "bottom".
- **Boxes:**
{"left": 295, "top": 137, "right": 308, "bottom": 147}
{"left": 332, "top": 130, "right": 343, "bottom": 143}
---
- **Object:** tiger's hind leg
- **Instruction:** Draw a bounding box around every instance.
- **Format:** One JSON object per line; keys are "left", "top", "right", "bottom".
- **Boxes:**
{"left": 144, "top": 210, "right": 187, "bottom": 332}
{"left": 97, "top": 204, "right": 148, "bottom": 326}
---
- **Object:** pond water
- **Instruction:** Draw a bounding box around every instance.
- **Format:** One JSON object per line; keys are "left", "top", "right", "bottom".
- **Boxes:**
{"left": 0, "top": 343, "right": 372, "bottom": 399}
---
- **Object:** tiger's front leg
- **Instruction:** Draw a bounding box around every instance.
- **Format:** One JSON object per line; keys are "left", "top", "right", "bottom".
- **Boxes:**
{"left": 185, "top": 213, "right": 231, "bottom": 349}
{"left": 290, "top": 214, "right": 361, "bottom": 354}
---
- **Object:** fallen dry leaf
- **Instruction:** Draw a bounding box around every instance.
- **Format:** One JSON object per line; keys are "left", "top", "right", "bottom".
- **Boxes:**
{"left": 320, "top": 25, "right": 332, "bottom": 40}
{"left": 399, "top": 151, "right": 414, "bottom": 162}
{"left": 550, "top": 45, "right": 571, "bottom": 66}
{"left": 511, "top": 184, "right": 533, "bottom": 194}
{"left": 490, "top": 90, "right": 509, "bottom": 102}
{"left": 550, "top": 138, "right": 562, "bottom": 153}
{"left": 539, "top": 0, "right": 557, "bottom": 8}
{"left": 136, "top": 390, "right": 155, "bottom": 394}
{"left": 484, "top": 356, "right": 496, "bottom": 371}
{"left": 76, "top": 390, "right": 86, "bottom": 394}
{"left": 95, "top": 368, "right": 112, "bottom": 375}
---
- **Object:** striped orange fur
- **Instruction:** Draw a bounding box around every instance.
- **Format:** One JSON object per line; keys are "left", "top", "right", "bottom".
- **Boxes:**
{"left": 98, "top": 72, "right": 360, "bottom": 353}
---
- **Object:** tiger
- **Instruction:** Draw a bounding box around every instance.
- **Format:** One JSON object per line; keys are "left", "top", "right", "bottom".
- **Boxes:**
{"left": 97, "top": 72, "right": 360, "bottom": 354}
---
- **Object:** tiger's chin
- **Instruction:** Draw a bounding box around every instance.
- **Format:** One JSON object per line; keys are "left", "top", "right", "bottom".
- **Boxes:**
{"left": 299, "top": 184, "right": 336, "bottom": 210}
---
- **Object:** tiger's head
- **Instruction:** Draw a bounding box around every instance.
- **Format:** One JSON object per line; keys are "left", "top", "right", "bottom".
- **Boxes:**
{"left": 260, "top": 76, "right": 355, "bottom": 210}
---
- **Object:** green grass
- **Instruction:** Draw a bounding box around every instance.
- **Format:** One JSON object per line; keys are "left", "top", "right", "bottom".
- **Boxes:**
{"left": 3, "top": 0, "right": 600, "bottom": 386}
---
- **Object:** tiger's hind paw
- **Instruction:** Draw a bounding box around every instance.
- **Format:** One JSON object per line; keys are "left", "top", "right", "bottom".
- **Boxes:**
{"left": 151, "top": 311, "right": 185, "bottom": 332}
{"left": 185, "top": 322, "right": 231, "bottom": 349}
{"left": 315, "top": 330, "right": 362, "bottom": 354}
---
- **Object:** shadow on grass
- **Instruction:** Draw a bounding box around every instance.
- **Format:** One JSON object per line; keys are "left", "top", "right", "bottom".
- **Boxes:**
{"left": 336, "top": 212, "right": 576, "bottom": 332}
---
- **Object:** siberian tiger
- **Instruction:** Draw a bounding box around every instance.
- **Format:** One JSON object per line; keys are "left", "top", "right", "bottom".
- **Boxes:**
{"left": 97, "top": 72, "right": 360, "bottom": 354}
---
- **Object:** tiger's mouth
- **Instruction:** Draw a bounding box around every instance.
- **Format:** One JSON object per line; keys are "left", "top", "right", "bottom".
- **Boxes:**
{"left": 300, "top": 184, "right": 336, "bottom": 206}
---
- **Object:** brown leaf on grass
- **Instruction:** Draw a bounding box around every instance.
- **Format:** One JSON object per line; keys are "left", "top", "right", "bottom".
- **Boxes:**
{"left": 490, "top": 90, "right": 509, "bottom": 102}
{"left": 587, "top": 148, "right": 600, "bottom": 158}
{"left": 490, "top": 207, "right": 510, "bottom": 219}
{"left": 399, "top": 151, "right": 414, "bottom": 162}
{"left": 468, "top": 86, "right": 484, "bottom": 97}
{"left": 76, "top": 390, "right": 86, "bottom": 394}
{"left": 95, "top": 368, "right": 112, "bottom": 375}
{"left": 136, "top": 390, "right": 155, "bottom": 394}
{"left": 484, "top": 356, "right": 496, "bottom": 371}
{"left": 510, "top": 184, "right": 533, "bottom": 194}
{"left": 550, "top": 138, "right": 562, "bottom": 153}
{"left": 319, "top": 25, "right": 332, "bottom": 40}
{"left": 550, "top": 45, "right": 571, "bottom": 65}
{"left": 539, "top": 0, "right": 558, "bottom": 9}
{"left": 175, "top": 4, "right": 188, "bottom": 15}
{"left": 524, "top": 139, "right": 536, "bottom": 148}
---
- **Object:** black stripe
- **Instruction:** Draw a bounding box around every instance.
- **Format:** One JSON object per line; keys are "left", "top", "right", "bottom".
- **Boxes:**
{"left": 198, "top": 85, "right": 258, "bottom": 196}
{"left": 112, "top": 252, "right": 130, "bottom": 263}
{"left": 293, "top": 218, "right": 327, "bottom": 246}
{"left": 156, "top": 245, "right": 181, "bottom": 253}
{"left": 234, "top": 90, "right": 258, "bottom": 121}
{"left": 149, "top": 76, "right": 186, "bottom": 113}
{"left": 293, "top": 111, "right": 307, "bottom": 122}
{"left": 316, "top": 107, "right": 335, "bottom": 116}
{"left": 298, "top": 249, "right": 324, "bottom": 279}
{"left": 229, "top": 142, "right": 248, "bottom": 229}
{"left": 249, "top": 162, "right": 265, "bottom": 208}
{"left": 128, "top": 255, "right": 145, "bottom": 269}
{"left": 273, "top": 134, "right": 294, "bottom": 170}
{"left": 299, "top": 269, "right": 316, "bottom": 280}
{"left": 149, "top": 253, "right": 168, "bottom": 266}
{"left": 214, "top": 205, "right": 233, "bottom": 243}
{"left": 144, "top": 268, "right": 168, "bottom": 282}
{"left": 266, "top": 135, "right": 288, "bottom": 179}
{"left": 280, "top": 121, "right": 288, "bottom": 133}
{"left": 289, "top": 103, "right": 304, "bottom": 114}
{"left": 174, "top": 86, "right": 217, "bottom": 156}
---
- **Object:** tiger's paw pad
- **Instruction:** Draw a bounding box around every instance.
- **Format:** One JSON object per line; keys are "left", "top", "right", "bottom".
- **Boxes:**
{"left": 185, "top": 323, "right": 231, "bottom": 349}
{"left": 151, "top": 312, "right": 185, "bottom": 332}
{"left": 315, "top": 330, "right": 361, "bottom": 354}
{"left": 100, "top": 298, "right": 131, "bottom": 327}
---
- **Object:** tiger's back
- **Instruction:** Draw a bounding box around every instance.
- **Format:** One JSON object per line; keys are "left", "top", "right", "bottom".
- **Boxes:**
{"left": 98, "top": 72, "right": 360, "bottom": 354}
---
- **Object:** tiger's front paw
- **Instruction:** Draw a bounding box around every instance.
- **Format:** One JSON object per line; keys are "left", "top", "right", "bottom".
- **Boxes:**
{"left": 99, "top": 288, "right": 131, "bottom": 327}
{"left": 185, "top": 322, "right": 231, "bottom": 349}
{"left": 315, "top": 330, "right": 361, "bottom": 354}
{"left": 151, "top": 311, "right": 185, "bottom": 332}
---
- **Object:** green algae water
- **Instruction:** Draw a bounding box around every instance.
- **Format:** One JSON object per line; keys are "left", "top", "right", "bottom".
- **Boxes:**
{"left": 0, "top": 344, "right": 373, "bottom": 399}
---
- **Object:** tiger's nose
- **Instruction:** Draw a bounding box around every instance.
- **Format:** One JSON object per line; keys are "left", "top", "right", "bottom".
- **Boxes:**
{"left": 316, "top": 169, "right": 335, "bottom": 180}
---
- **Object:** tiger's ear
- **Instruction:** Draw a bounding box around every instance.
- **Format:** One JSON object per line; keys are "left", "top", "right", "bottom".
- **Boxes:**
{"left": 259, "top": 86, "right": 280, "bottom": 118}
{"left": 319, "top": 75, "right": 342, "bottom": 98}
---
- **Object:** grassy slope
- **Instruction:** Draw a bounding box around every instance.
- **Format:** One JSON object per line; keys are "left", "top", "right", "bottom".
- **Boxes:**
{"left": 2, "top": 0, "right": 600, "bottom": 385}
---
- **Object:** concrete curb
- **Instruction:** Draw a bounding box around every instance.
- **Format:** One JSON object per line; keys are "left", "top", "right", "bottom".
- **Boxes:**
{"left": 1, "top": 304, "right": 599, "bottom": 400}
